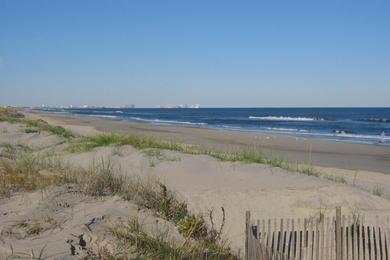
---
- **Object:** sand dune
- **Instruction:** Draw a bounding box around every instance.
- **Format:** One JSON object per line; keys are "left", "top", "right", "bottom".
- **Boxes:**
{"left": 1, "top": 113, "right": 390, "bottom": 257}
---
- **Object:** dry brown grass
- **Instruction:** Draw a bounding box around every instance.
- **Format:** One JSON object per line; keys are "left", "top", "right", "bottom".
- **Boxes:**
{"left": 0, "top": 154, "right": 69, "bottom": 197}
{"left": 106, "top": 217, "right": 236, "bottom": 260}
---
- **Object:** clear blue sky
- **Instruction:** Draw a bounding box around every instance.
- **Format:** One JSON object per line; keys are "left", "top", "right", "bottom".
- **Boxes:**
{"left": 1, "top": 0, "right": 389, "bottom": 107}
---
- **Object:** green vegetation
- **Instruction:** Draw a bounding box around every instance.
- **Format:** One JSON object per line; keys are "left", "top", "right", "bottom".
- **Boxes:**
{"left": 69, "top": 133, "right": 322, "bottom": 177}
{"left": 373, "top": 185, "right": 385, "bottom": 197}
{"left": 107, "top": 218, "right": 235, "bottom": 260}
{"left": 0, "top": 107, "right": 74, "bottom": 138}
{"left": 325, "top": 175, "right": 347, "bottom": 184}
{"left": 143, "top": 148, "right": 179, "bottom": 167}
{"left": 1, "top": 147, "right": 235, "bottom": 258}
{"left": 23, "top": 119, "right": 74, "bottom": 138}
{"left": 0, "top": 107, "right": 25, "bottom": 123}
{"left": 0, "top": 152, "right": 69, "bottom": 197}
{"left": 18, "top": 221, "right": 44, "bottom": 236}
{"left": 1, "top": 108, "right": 320, "bottom": 178}
{"left": 0, "top": 143, "right": 33, "bottom": 160}
{"left": 24, "top": 127, "right": 39, "bottom": 134}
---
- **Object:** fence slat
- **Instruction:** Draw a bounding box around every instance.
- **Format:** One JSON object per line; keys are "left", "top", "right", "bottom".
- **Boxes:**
{"left": 369, "top": 225, "right": 373, "bottom": 260}
{"left": 381, "top": 217, "right": 386, "bottom": 260}
{"left": 342, "top": 215, "right": 347, "bottom": 260}
{"left": 359, "top": 219, "right": 362, "bottom": 260}
{"left": 379, "top": 218, "right": 384, "bottom": 260}
{"left": 291, "top": 218, "right": 295, "bottom": 260}
{"left": 273, "top": 218, "right": 277, "bottom": 259}
{"left": 298, "top": 218, "right": 302, "bottom": 260}
{"left": 347, "top": 215, "right": 352, "bottom": 260}
{"left": 386, "top": 217, "right": 390, "bottom": 260}
{"left": 320, "top": 218, "right": 324, "bottom": 260}
{"left": 380, "top": 220, "right": 384, "bottom": 260}
{"left": 315, "top": 219, "right": 320, "bottom": 260}
{"left": 245, "top": 211, "right": 250, "bottom": 260}
{"left": 330, "top": 216, "right": 335, "bottom": 260}
{"left": 354, "top": 216, "right": 359, "bottom": 260}
{"left": 280, "top": 218, "right": 284, "bottom": 257}
{"left": 325, "top": 217, "right": 330, "bottom": 260}
{"left": 267, "top": 219, "right": 271, "bottom": 250}
{"left": 246, "top": 210, "right": 390, "bottom": 260}
{"left": 336, "top": 207, "right": 342, "bottom": 260}
{"left": 375, "top": 216, "right": 380, "bottom": 260}
{"left": 303, "top": 218, "right": 307, "bottom": 260}
{"left": 363, "top": 217, "right": 369, "bottom": 260}
{"left": 309, "top": 218, "right": 314, "bottom": 260}
{"left": 286, "top": 218, "right": 290, "bottom": 259}
{"left": 374, "top": 225, "right": 378, "bottom": 260}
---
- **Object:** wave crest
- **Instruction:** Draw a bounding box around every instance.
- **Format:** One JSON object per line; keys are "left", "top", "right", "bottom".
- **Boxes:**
{"left": 361, "top": 118, "right": 390, "bottom": 123}
{"left": 129, "top": 117, "right": 207, "bottom": 126}
{"left": 249, "top": 116, "right": 323, "bottom": 121}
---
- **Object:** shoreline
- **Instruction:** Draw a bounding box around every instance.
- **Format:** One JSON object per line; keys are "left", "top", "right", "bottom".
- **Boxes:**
{"left": 34, "top": 109, "right": 390, "bottom": 147}
{"left": 25, "top": 110, "right": 390, "bottom": 174}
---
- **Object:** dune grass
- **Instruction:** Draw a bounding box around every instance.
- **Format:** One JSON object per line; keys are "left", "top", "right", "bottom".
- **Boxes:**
{"left": 106, "top": 217, "right": 235, "bottom": 260}
{"left": 0, "top": 155, "right": 69, "bottom": 197}
{"left": 325, "top": 175, "right": 347, "bottom": 184}
{"left": 69, "top": 133, "right": 322, "bottom": 178}
{"left": 24, "top": 119, "right": 74, "bottom": 138}
{"left": 0, "top": 145, "right": 234, "bottom": 257}
{"left": 2, "top": 108, "right": 320, "bottom": 177}
{"left": 0, "top": 107, "right": 25, "bottom": 122}
{"left": 373, "top": 185, "right": 385, "bottom": 197}
{"left": 0, "top": 107, "right": 74, "bottom": 139}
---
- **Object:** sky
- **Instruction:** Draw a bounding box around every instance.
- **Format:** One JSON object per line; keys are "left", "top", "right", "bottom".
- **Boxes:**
{"left": 0, "top": 0, "right": 389, "bottom": 108}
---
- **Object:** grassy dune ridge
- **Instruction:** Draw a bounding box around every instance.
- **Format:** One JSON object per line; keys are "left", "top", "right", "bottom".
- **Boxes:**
{"left": 1, "top": 108, "right": 345, "bottom": 182}
{"left": 0, "top": 108, "right": 73, "bottom": 138}
{"left": 69, "top": 133, "right": 323, "bottom": 178}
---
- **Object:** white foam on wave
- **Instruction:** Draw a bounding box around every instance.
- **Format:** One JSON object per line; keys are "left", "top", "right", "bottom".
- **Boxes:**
{"left": 286, "top": 131, "right": 389, "bottom": 141}
{"left": 264, "top": 127, "right": 308, "bottom": 132}
{"left": 363, "top": 118, "right": 390, "bottom": 123}
{"left": 249, "top": 116, "right": 323, "bottom": 121}
{"left": 255, "top": 127, "right": 389, "bottom": 142}
{"left": 129, "top": 117, "right": 207, "bottom": 126}
{"left": 94, "top": 115, "right": 119, "bottom": 119}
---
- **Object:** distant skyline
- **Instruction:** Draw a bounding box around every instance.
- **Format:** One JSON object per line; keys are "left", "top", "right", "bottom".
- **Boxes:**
{"left": 1, "top": 1, "right": 390, "bottom": 107}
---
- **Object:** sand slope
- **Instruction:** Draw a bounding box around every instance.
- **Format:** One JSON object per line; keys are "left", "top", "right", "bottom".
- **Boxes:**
{"left": 1, "top": 116, "right": 390, "bottom": 257}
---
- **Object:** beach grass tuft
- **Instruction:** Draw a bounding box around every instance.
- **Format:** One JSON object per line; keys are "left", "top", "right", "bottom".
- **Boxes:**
{"left": 325, "top": 175, "right": 347, "bottom": 184}
{"left": 108, "top": 217, "right": 235, "bottom": 259}
{"left": 24, "top": 119, "right": 74, "bottom": 138}
{"left": 372, "top": 185, "right": 385, "bottom": 197}
{"left": 0, "top": 151, "right": 71, "bottom": 197}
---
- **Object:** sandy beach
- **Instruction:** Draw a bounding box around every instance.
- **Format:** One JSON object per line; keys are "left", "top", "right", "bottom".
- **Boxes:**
{"left": 1, "top": 110, "right": 390, "bottom": 258}
{"left": 28, "top": 111, "right": 390, "bottom": 174}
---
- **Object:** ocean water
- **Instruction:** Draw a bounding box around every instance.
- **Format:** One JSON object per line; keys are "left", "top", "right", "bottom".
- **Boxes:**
{"left": 42, "top": 107, "right": 390, "bottom": 146}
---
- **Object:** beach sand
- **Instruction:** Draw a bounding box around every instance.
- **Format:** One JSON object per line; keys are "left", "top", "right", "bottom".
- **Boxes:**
{"left": 27, "top": 111, "right": 390, "bottom": 173}
{"left": 1, "top": 111, "right": 390, "bottom": 257}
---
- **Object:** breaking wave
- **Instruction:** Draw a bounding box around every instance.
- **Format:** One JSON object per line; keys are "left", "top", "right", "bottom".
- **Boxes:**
{"left": 249, "top": 116, "right": 323, "bottom": 121}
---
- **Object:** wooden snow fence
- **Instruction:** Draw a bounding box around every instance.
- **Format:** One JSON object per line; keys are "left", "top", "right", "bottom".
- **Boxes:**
{"left": 245, "top": 207, "right": 390, "bottom": 260}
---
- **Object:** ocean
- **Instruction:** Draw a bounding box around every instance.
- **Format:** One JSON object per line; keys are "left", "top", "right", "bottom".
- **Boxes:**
{"left": 42, "top": 107, "right": 390, "bottom": 146}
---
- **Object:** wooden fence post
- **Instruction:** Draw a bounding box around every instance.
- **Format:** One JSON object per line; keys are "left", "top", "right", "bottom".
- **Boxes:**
{"left": 336, "top": 207, "right": 342, "bottom": 260}
{"left": 246, "top": 211, "right": 250, "bottom": 260}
